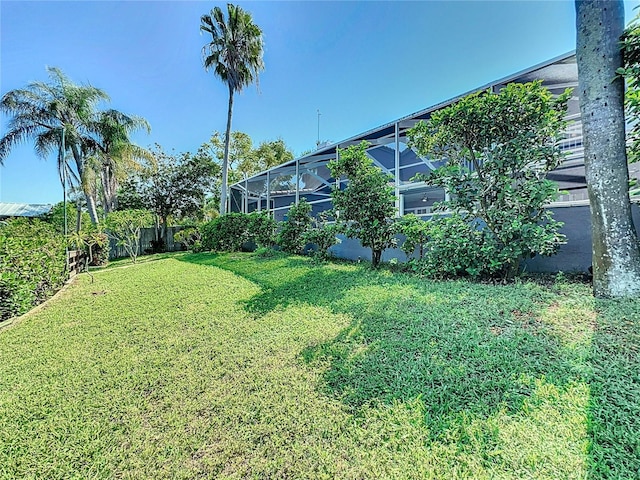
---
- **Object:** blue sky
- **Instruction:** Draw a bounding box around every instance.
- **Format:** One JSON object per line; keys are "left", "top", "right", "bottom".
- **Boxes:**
{"left": 1, "top": 0, "right": 638, "bottom": 204}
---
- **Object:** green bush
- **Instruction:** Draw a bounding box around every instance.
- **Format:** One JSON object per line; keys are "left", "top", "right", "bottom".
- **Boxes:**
{"left": 397, "top": 214, "right": 431, "bottom": 260}
{"left": 200, "top": 213, "right": 252, "bottom": 252}
{"left": 407, "top": 81, "right": 568, "bottom": 278}
{"left": 303, "top": 211, "right": 340, "bottom": 260}
{"left": 174, "top": 227, "right": 203, "bottom": 252}
{"left": 278, "top": 200, "right": 312, "bottom": 255}
{"left": 68, "top": 228, "right": 109, "bottom": 267}
{"left": 0, "top": 219, "right": 67, "bottom": 322}
{"left": 248, "top": 212, "right": 277, "bottom": 249}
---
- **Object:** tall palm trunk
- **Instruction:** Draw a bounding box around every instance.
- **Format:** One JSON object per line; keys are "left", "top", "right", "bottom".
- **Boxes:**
{"left": 71, "top": 143, "right": 99, "bottom": 225}
{"left": 576, "top": 0, "right": 640, "bottom": 297}
{"left": 100, "top": 162, "right": 118, "bottom": 214}
{"left": 220, "top": 85, "right": 234, "bottom": 215}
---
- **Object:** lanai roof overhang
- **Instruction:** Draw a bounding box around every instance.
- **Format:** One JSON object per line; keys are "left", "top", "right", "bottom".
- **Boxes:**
{"left": 231, "top": 51, "right": 578, "bottom": 201}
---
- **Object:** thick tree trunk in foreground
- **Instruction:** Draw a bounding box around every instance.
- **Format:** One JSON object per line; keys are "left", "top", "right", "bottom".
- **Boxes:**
{"left": 220, "top": 86, "right": 234, "bottom": 215}
{"left": 576, "top": 0, "right": 640, "bottom": 297}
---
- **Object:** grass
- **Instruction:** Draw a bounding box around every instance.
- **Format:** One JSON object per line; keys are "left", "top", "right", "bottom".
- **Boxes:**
{"left": 0, "top": 252, "right": 638, "bottom": 479}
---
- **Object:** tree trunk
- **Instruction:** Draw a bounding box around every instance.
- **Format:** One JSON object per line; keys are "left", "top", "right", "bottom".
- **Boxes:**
{"left": 100, "top": 162, "right": 117, "bottom": 214}
{"left": 371, "top": 248, "right": 382, "bottom": 268}
{"left": 220, "top": 85, "right": 234, "bottom": 215}
{"left": 576, "top": 0, "right": 640, "bottom": 297}
{"left": 76, "top": 203, "right": 82, "bottom": 234}
{"left": 71, "top": 143, "right": 99, "bottom": 224}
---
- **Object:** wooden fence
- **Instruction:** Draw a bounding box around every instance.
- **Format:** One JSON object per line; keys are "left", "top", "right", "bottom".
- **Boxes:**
{"left": 107, "top": 226, "right": 187, "bottom": 260}
{"left": 67, "top": 250, "right": 86, "bottom": 277}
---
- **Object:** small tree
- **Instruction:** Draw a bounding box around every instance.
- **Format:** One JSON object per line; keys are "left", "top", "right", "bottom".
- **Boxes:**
{"left": 397, "top": 214, "right": 431, "bottom": 260}
{"left": 407, "top": 81, "right": 570, "bottom": 278}
{"left": 328, "top": 142, "right": 397, "bottom": 268}
{"left": 278, "top": 199, "right": 313, "bottom": 255}
{"left": 105, "top": 209, "right": 152, "bottom": 263}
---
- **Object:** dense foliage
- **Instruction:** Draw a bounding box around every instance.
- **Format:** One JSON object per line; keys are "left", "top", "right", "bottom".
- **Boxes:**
{"left": 303, "top": 211, "right": 340, "bottom": 260}
{"left": 173, "top": 227, "right": 203, "bottom": 252}
{"left": 200, "top": 213, "right": 251, "bottom": 252}
{"left": 0, "top": 218, "right": 67, "bottom": 321}
{"left": 620, "top": 11, "right": 640, "bottom": 163}
{"left": 198, "top": 131, "right": 294, "bottom": 185}
{"left": 68, "top": 229, "right": 110, "bottom": 267}
{"left": 407, "top": 81, "right": 569, "bottom": 278}
{"left": 248, "top": 211, "right": 277, "bottom": 249}
{"left": 277, "top": 199, "right": 313, "bottom": 255}
{"left": 328, "top": 142, "right": 397, "bottom": 268}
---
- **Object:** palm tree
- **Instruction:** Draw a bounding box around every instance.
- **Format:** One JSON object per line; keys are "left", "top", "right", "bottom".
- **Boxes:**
{"left": 87, "top": 109, "right": 151, "bottom": 214}
{"left": 200, "top": 3, "right": 264, "bottom": 215}
{"left": 0, "top": 67, "right": 108, "bottom": 224}
{"left": 576, "top": 0, "right": 640, "bottom": 297}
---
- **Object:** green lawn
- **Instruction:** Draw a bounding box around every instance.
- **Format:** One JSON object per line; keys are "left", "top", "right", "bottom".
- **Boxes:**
{"left": 0, "top": 252, "right": 638, "bottom": 479}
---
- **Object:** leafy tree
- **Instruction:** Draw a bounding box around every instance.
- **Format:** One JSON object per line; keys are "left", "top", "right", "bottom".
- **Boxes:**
{"left": 43, "top": 200, "right": 91, "bottom": 235}
{"left": 620, "top": 10, "right": 640, "bottom": 163}
{"left": 0, "top": 67, "right": 109, "bottom": 224}
{"left": 123, "top": 145, "right": 219, "bottom": 246}
{"left": 277, "top": 199, "right": 313, "bottom": 255}
{"left": 397, "top": 214, "right": 430, "bottom": 260}
{"left": 105, "top": 209, "right": 153, "bottom": 263}
{"left": 201, "top": 4, "right": 265, "bottom": 215}
{"left": 198, "top": 131, "right": 255, "bottom": 189}
{"left": 407, "top": 81, "right": 569, "bottom": 278}
{"left": 328, "top": 142, "right": 397, "bottom": 268}
{"left": 255, "top": 138, "right": 294, "bottom": 173}
{"left": 576, "top": 0, "right": 640, "bottom": 297}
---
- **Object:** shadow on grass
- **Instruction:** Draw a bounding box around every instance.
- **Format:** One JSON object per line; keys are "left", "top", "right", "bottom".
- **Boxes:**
{"left": 179, "top": 253, "right": 587, "bottom": 442}
{"left": 587, "top": 299, "right": 640, "bottom": 478}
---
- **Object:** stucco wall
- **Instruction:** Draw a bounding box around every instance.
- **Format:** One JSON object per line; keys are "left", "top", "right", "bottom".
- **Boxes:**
{"left": 328, "top": 203, "right": 640, "bottom": 274}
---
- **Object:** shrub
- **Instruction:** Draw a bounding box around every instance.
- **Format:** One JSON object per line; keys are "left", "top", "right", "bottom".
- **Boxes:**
{"left": 397, "top": 214, "right": 431, "bottom": 260}
{"left": 174, "top": 227, "right": 202, "bottom": 252}
{"left": 248, "top": 211, "right": 277, "bottom": 249}
{"left": 407, "top": 81, "right": 569, "bottom": 278}
{"left": 0, "top": 219, "right": 67, "bottom": 322}
{"left": 304, "top": 211, "right": 340, "bottom": 260}
{"left": 68, "top": 228, "right": 109, "bottom": 267}
{"left": 277, "top": 200, "right": 313, "bottom": 255}
{"left": 200, "top": 213, "right": 251, "bottom": 252}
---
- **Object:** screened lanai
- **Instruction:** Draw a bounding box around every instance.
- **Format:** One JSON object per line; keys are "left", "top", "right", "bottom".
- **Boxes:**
{"left": 229, "top": 52, "right": 590, "bottom": 221}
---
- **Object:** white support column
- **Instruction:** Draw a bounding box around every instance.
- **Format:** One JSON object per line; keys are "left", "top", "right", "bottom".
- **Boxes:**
{"left": 394, "top": 122, "right": 401, "bottom": 217}
{"left": 266, "top": 170, "right": 271, "bottom": 216}
{"left": 295, "top": 158, "right": 300, "bottom": 205}
{"left": 335, "top": 146, "right": 340, "bottom": 189}
{"left": 244, "top": 176, "right": 248, "bottom": 213}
